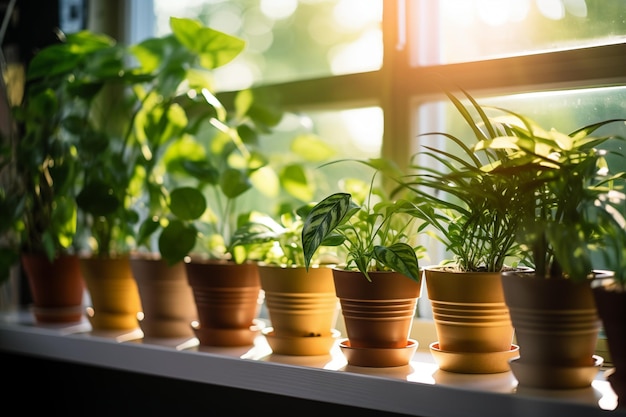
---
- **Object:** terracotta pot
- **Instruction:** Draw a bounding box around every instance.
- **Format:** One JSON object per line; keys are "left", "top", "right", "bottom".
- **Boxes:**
{"left": 424, "top": 266, "right": 517, "bottom": 373}
{"left": 185, "top": 259, "right": 262, "bottom": 347}
{"left": 130, "top": 255, "right": 197, "bottom": 338}
{"left": 591, "top": 275, "right": 625, "bottom": 409}
{"left": 21, "top": 253, "right": 85, "bottom": 323}
{"left": 501, "top": 270, "right": 603, "bottom": 389}
{"left": 80, "top": 256, "right": 143, "bottom": 331}
{"left": 258, "top": 264, "right": 339, "bottom": 355}
{"left": 332, "top": 268, "right": 422, "bottom": 367}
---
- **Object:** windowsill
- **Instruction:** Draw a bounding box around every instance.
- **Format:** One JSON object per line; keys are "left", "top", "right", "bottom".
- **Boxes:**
{"left": 0, "top": 310, "right": 621, "bottom": 416}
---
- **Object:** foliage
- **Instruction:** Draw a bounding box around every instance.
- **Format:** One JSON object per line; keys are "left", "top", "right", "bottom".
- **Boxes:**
{"left": 74, "top": 18, "right": 247, "bottom": 258}
{"left": 301, "top": 158, "right": 425, "bottom": 282}
{"left": 148, "top": 86, "right": 286, "bottom": 266}
{"left": 228, "top": 203, "right": 339, "bottom": 267}
{"left": 474, "top": 107, "right": 626, "bottom": 281}
{"left": 0, "top": 29, "right": 87, "bottom": 282}
{"left": 394, "top": 90, "right": 527, "bottom": 272}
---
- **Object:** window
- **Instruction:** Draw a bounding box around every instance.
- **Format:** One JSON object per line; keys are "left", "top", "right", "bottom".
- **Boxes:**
{"left": 129, "top": 0, "right": 626, "bottom": 319}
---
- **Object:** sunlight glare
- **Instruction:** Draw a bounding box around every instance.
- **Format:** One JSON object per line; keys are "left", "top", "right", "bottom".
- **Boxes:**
{"left": 342, "top": 107, "right": 383, "bottom": 155}
{"left": 477, "top": 0, "right": 512, "bottom": 26}
{"left": 333, "top": 0, "right": 382, "bottom": 30}
{"left": 329, "top": 29, "right": 382, "bottom": 75}
{"left": 536, "top": 0, "right": 566, "bottom": 20}
{"left": 260, "top": 0, "right": 298, "bottom": 20}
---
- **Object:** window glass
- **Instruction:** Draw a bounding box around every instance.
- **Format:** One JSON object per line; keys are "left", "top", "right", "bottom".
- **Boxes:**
{"left": 154, "top": 0, "right": 383, "bottom": 90}
{"left": 411, "top": 0, "right": 626, "bottom": 66}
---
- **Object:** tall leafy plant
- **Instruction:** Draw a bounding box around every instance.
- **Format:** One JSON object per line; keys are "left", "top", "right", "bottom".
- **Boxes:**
{"left": 151, "top": 87, "right": 285, "bottom": 265}
{"left": 0, "top": 29, "right": 88, "bottom": 281}
{"left": 57, "top": 17, "right": 246, "bottom": 258}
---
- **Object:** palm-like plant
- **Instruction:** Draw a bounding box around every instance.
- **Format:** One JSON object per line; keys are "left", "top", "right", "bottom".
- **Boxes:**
{"left": 474, "top": 108, "right": 626, "bottom": 281}
{"left": 395, "top": 90, "right": 527, "bottom": 272}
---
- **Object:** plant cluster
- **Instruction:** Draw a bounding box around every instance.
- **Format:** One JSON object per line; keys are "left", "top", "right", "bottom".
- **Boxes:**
{"left": 301, "top": 158, "right": 426, "bottom": 282}
{"left": 395, "top": 91, "right": 527, "bottom": 272}
{"left": 474, "top": 109, "right": 626, "bottom": 281}
{"left": 0, "top": 17, "right": 251, "bottom": 276}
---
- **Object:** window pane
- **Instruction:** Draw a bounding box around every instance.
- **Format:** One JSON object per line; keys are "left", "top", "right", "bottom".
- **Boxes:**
{"left": 412, "top": 0, "right": 626, "bottom": 66}
{"left": 154, "top": 0, "right": 383, "bottom": 90}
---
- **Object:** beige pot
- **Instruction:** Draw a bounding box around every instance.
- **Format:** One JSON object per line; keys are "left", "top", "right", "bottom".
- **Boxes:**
{"left": 502, "top": 270, "right": 603, "bottom": 389}
{"left": 258, "top": 264, "right": 339, "bottom": 355}
{"left": 80, "top": 255, "right": 142, "bottom": 331}
{"left": 130, "top": 255, "right": 197, "bottom": 338}
{"left": 185, "top": 259, "right": 263, "bottom": 347}
{"left": 424, "top": 266, "right": 518, "bottom": 373}
{"left": 332, "top": 268, "right": 422, "bottom": 367}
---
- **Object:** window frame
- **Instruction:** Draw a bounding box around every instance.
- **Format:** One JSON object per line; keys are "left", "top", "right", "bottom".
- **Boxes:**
{"left": 213, "top": 1, "right": 626, "bottom": 173}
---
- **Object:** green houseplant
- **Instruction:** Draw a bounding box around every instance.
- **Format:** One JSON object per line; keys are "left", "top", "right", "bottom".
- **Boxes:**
{"left": 163, "top": 93, "right": 282, "bottom": 346}
{"left": 393, "top": 90, "right": 530, "bottom": 373}
{"left": 0, "top": 29, "right": 86, "bottom": 323}
{"left": 301, "top": 158, "right": 425, "bottom": 367}
{"left": 229, "top": 205, "right": 341, "bottom": 355}
{"left": 475, "top": 105, "right": 626, "bottom": 388}
{"left": 19, "top": 17, "right": 248, "bottom": 330}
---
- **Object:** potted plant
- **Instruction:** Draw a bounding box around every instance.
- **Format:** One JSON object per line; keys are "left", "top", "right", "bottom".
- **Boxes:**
{"left": 301, "top": 158, "right": 425, "bottom": 367}
{"left": 0, "top": 31, "right": 85, "bottom": 324}
{"left": 123, "top": 19, "right": 251, "bottom": 339}
{"left": 23, "top": 17, "right": 246, "bottom": 331}
{"left": 475, "top": 105, "right": 626, "bottom": 389}
{"left": 393, "top": 90, "right": 528, "bottom": 373}
{"left": 229, "top": 203, "right": 341, "bottom": 355}
{"left": 140, "top": 71, "right": 286, "bottom": 347}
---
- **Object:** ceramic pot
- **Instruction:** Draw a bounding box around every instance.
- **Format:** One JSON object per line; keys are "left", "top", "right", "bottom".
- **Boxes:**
{"left": 130, "top": 255, "right": 197, "bottom": 338}
{"left": 424, "top": 266, "right": 518, "bottom": 373}
{"left": 185, "top": 259, "right": 263, "bottom": 347}
{"left": 80, "top": 255, "right": 143, "bottom": 331}
{"left": 332, "top": 268, "right": 422, "bottom": 367}
{"left": 591, "top": 274, "right": 625, "bottom": 408}
{"left": 258, "top": 264, "right": 339, "bottom": 355}
{"left": 21, "top": 253, "right": 85, "bottom": 323}
{"left": 501, "top": 270, "right": 603, "bottom": 389}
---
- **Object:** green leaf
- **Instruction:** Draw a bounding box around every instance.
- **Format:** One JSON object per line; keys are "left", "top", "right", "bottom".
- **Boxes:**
{"left": 137, "top": 217, "right": 160, "bottom": 248}
{"left": 290, "top": 134, "right": 336, "bottom": 162}
{"left": 220, "top": 168, "right": 252, "bottom": 199}
{"left": 302, "top": 193, "right": 354, "bottom": 269}
{"left": 159, "top": 220, "right": 197, "bottom": 265}
{"left": 169, "top": 17, "right": 245, "bottom": 69}
{"left": 374, "top": 243, "right": 420, "bottom": 282}
{"left": 76, "top": 181, "right": 121, "bottom": 216}
{"left": 169, "top": 187, "right": 206, "bottom": 220}
{"left": 280, "top": 164, "right": 313, "bottom": 202}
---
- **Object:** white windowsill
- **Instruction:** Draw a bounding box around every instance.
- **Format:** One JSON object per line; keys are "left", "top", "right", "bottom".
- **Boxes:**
{"left": 0, "top": 310, "right": 621, "bottom": 417}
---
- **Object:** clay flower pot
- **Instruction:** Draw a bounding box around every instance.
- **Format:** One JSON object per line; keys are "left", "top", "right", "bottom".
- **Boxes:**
{"left": 502, "top": 270, "right": 603, "bottom": 389}
{"left": 130, "top": 255, "right": 197, "bottom": 339}
{"left": 424, "top": 266, "right": 518, "bottom": 373}
{"left": 258, "top": 264, "right": 339, "bottom": 355}
{"left": 80, "top": 255, "right": 143, "bottom": 331}
{"left": 332, "top": 268, "right": 422, "bottom": 367}
{"left": 21, "top": 253, "right": 85, "bottom": 324}
{"left": 185, "top": 259, "right": 263, "bottom": 347}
